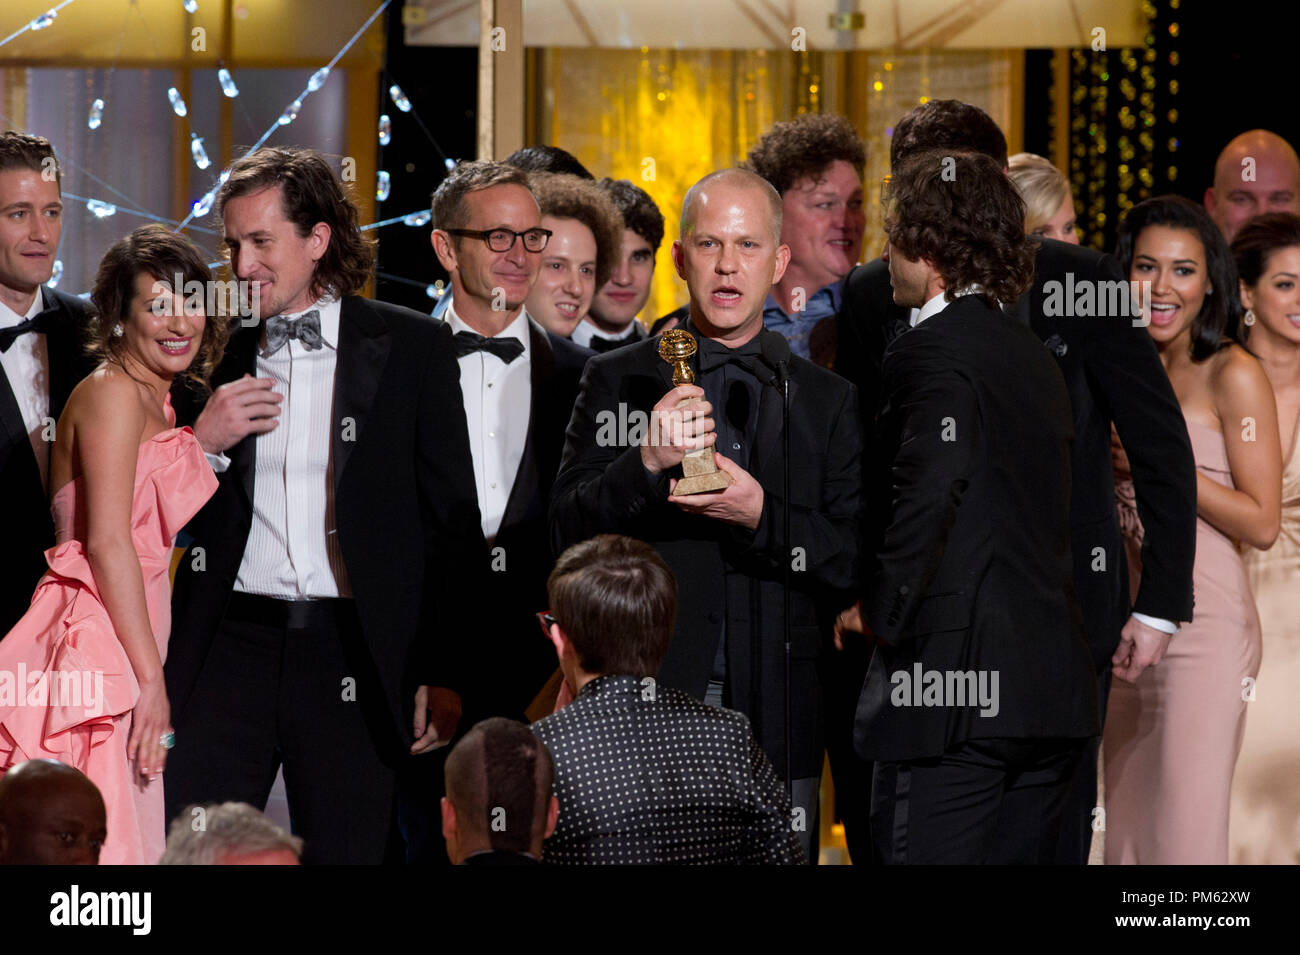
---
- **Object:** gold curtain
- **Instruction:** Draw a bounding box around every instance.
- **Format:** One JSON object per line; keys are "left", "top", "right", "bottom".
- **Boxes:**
{"left": 532, "top": 47, "right": 1022, "bottom": 322}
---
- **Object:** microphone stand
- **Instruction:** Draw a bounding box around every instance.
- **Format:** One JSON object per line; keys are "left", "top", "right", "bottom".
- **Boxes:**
{"left": 780, "top": 366, "right": 792, "bottom": 804}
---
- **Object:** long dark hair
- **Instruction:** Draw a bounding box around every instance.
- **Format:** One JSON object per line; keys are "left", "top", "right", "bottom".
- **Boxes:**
{"left": 1115, "top": 195, "right": 1240, "bottom": 361}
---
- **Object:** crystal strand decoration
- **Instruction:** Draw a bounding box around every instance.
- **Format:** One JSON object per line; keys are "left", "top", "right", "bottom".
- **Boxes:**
{"left": 88, "top": 98, "right": 104, "bottom": 130}
{"left": 190, "top": 134, "right": 210, "bottom": 170}
{"left": 444, "top": 158, "right": 456, "bottom": 171}
{"left": 378, "top": 114, "right": 391, "bottom": 147}
{"left": 308, "top": 67, "right": 330, "bottom": 92}
{"left": 403, "top": 211, "right": 430, "bottom": 227}
{"left": 388, "top": 84, "right": 411, "bottom": 112}
{"left": 192, "top": 191, "right": 215, "bottom": 218}
{"left": 376, "top": 171, "right": 391, "bottom": 202}
{"left": 47, "top": 260, "right": 63, "bottom": 288}
{"left": 218, "top": 68, "right": 239, "bottom": 98}
{"left": 184, "top": 0, "right": 198, "bottom": 12}
{"left": 277, "top": 99, "right": 301, "bottom": 126}
{"left": 30, "top": 9, "right": 57, "bottom": 30}
{"left": 86, "top": 200, "right": 117, "bottom": 219}
{"left": 167, "top": 87, "right": 188, "bottom": 117}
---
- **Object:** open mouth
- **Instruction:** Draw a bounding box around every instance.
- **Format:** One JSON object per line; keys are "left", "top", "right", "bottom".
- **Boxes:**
{"left": 159, "top": 338, "right": 192, "bottom": 355}
{"left": 712, "top": 286, "right": 742, "bottom": 305}
{"left": 554, "top": 302, "right": 580, "bottom": 319}
{"left": 1149, "top": 302, "right": 1179, "bottom": 326}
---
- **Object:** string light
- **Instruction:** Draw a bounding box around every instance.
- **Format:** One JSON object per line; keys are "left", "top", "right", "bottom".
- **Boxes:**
{"left": 388, "top": 84, "right": 412, "bottom": 112}
{"left": 378, "top": 114, "right": 391, "bottom": 146}
{"left": 167, "top": 87, "right": 188, "bottom": 117}
{"left": 47, "top": 260, "right": 63, "bottom": 288}
{"left": 87, "top": 98, "right": 104, "bottom": 129}
{"left": 376, "top": 170, "right": 390, "bottom": 202}
{"left": 218, "top": 67, "right": 239, "bottom": 98}
{"left": 0, "top": 0, "right": 79, "bottom": 53}
{"left": 183, "top": 0, "right": 198, "bottom": 12}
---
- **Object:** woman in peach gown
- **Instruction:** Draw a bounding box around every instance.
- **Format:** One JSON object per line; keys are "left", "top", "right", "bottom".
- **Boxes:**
{"left": 0, "top": 225, "right": 227, "bottom": 864}
{"left": 1106, "top": 197, "right": 1281, "bottom": 865}
{"left": 1229, "top": 213, "right": 1300, "bottom": 864}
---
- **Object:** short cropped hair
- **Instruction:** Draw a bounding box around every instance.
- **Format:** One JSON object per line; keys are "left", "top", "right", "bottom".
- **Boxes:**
{"left": 503, "top": 145, "right": 594, "bottom": 180}
{"left": 890, "top": 99, "right": 1009, "bottom": 170}
{"left": 885, "top": 149, "right": 1035, "bottom": 306}
{"left": 159, "top": 802, "right": 302, "bottom": 864}
{"left": 1116, "top": 195, "right": 1241, "bottom": 361}
{"left": 445, "top": 718, "right": 554, "bottom": 855}
{"left": 530, "top": 172, "right": 624, "bottom": 289}
{"left": 431, "top": 159, "right": 536, "bottom": 236}
{"left": 216, "top": 147, "right": 373, "bottom": 302}
{"left": 89, "top": 224, "right": 230, "bottom": 391}
{"left": 596, "top": 178, "right": 665, "bottom": 253}
{"left": 745, "top": 113, "right": 866, "bottom": 196}
{"left": 681, "top": 168, "right": 783, "bottom": 243}
{"left": 1007, "top": 152, "right": 1071, "bottom": 234}
{"left": 547, "top": 534, "right": 677, "bottom": 677}
{"left": 0, "top": 132, "right": 59, "bottom": 189}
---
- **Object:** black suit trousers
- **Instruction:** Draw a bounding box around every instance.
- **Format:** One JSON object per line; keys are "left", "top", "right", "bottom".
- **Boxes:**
{"left": 870, "top": 737, "right": 1086, "bottom": 865}
{"left": 163, "top": 601, "right": 403, "bottom": 864}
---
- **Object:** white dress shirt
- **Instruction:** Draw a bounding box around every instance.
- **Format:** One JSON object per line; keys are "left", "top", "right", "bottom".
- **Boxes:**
{"left": 0, "top": 289, "right": 53, "bottom": 492}
{"left": 446, "top": 303, "right": 531, "bottom": 544}
{"left": 570, "top": 318, "right": 638, "bottom": 350}
{"left": 235, "top": 298, "right": 350, "bottom": 599}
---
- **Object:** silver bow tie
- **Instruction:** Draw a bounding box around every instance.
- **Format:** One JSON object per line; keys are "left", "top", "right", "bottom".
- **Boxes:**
{"left": 264, "top": 310, "right": 323, "bottom": 355}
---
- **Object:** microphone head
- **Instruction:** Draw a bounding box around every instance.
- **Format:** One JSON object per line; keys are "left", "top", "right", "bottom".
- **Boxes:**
{"left": 760, "top": 331, "right": 792, "bottom": 367}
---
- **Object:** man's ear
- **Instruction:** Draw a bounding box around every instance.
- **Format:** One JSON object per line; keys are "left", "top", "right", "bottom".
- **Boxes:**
{"left": 544, "top": 795, "right": 559, "bottom": 840}
{"left": 1203, "top": 186, "right": 1218, "bottom": 217}
{"left": 547, "top": 623, "right": 569, "bottom": 661}
{"left": 671, "top": 239, "right": 686, "bottom": 281}
{"left": 308, "top": 222, "right": 332, "bottom": 263}
{"left": 440, "top": 796, "right": 456, "bottom": 844}
{"left": 772, "top": 242, "right": 791, "bottom": 286}
{"left": 432, "top": 230, "right": 459, "bottom": 273}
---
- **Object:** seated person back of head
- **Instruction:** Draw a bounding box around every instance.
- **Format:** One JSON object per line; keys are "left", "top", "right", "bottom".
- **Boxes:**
{"left": 442, "top": 717, "right": 558, "bottom": 865}
{"left": 532, "top": 534, "right": 805, "bottom": 865}
{"left": 160, "top": 801, "right": 302, "bottom": 864}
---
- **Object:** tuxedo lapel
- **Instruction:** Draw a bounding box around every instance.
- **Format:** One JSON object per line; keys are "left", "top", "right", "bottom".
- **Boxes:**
{"left": 332, "top": 297, "right": 392, "bottom": 497}
{"left": 499, "top": 320, "right": 549, "bottom": 532}
{"left": 43, "top": 290, "right": 86, "bottom": 419}
{"left": 219, "top": 326, "right": 261, "bottom": 511}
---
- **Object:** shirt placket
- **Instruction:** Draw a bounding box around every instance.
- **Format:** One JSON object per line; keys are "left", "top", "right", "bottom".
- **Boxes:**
{"left": 283, "top": 341, "right": 310, "bottom": 596}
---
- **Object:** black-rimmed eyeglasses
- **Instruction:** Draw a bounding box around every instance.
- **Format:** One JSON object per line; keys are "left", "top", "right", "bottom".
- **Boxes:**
{"left": 446, "top": 227, "right": 552, "bottom": 253}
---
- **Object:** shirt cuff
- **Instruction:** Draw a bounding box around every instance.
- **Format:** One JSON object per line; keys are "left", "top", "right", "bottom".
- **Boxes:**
{"left": 205, "top": 450, "right": 231, "bottom": 474}
{"left": 1131, "top": 612, "right": 1178, "bottom": 635}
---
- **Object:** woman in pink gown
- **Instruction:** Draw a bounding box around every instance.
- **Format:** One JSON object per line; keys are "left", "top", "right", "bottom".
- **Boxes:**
{"left": 1105, "top": 197, "right": 1282, "bottom": 864}
{"left": 0, "top": 225, "right": 227, "bottom": 864}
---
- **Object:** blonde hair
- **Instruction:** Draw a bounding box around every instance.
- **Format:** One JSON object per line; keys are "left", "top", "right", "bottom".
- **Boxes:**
{"left": 1007, "top": 153, "right": 1071, "bottom": 234}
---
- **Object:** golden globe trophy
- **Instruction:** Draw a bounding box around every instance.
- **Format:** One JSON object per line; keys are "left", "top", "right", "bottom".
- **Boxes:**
{"left": 658, "top": 329, "right": 732, "bottom": 495}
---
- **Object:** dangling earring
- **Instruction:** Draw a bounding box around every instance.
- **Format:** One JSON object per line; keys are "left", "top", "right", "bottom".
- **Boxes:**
{"left": 1244, "top": 308, "right": 1256, "bottom": 326}
{"left": 112, "top": 323, "right": 123, "bottom": 337}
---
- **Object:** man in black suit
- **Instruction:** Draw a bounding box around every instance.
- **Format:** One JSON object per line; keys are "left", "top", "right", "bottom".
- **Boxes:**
{"left": 164, "top": 147, "right": 487, "bottom": 864}
{"left": 551, "top": 168, "right": 861, "bottom": 862}
{"left": 575, "top": 178, "right": 660, "bottom": 353}
{"left": 849, "top": 148, "right": 1097, "bottom": 864}
{"left": 533, "top": 534, "right": 804, "bottom": 864}
{"left": 836, "top": 101, "right": 1196, "bottom": 864}
{"left": 442, "top": 718, "right": 556, "bottom": 866}
{"left": 0, "top": 133, "right": 94, "bottom": 636}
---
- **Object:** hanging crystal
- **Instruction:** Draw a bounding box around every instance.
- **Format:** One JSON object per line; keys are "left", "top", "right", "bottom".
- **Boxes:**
{"left": 378, "top": 114, "right": 391, "bottom": 147}
{"left": 388, "top": 84, "right": 411, "bottom": 112}
{"left": 218, "top": 68, "right": 239, "bottom": 98}
{"left": 87, "top": 98, "right": 104, "bottom": 130}
{"left": 167, "top": 87, "right": 188, "bottom": 117}
{"left": 277, "top": 99, "right": 301, "bottom": 126}
{"left": 218, "top": 168, "right": 230, "bottom": 186}
{"left": 403, "top": 210, "right": 430, "bottom": 227}
{"left": 46, "top": 259, "right": 63, "bottom": 288}
{"left": 30, "top": 9, "right": 56, "bottom": 30}
{"left": 183, "top": 0, "right": 198, "bottom": 12}
{"left": 192, "top": 191, "right": 215, "bottom": 218}
{"left": 376, "top": 171, "right": 391, "bottom": 202}
{"left": 307, "top": 67, "right": 330, "bottom": 92}
{"left": 86, "top": 199, "right": 117, "bottom": 219}
{"left": 190, "top": 134, "right": 210, "bottom": 170}
{"left": 426, "top": 283, "right": 440, "bottom": 299}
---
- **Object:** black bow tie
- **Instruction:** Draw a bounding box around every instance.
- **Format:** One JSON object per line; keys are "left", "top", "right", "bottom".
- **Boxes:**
{"left": 453, "top": 330, "right": 525, "bottom": 364}
{"left": 0, "top": 307, "right": 55, "bottom": 353}
{"left": 694, "top": 337, "right": 763, "bottom": 375}
{"left": 587, "top": 335, "right": 629, "bottom": 354}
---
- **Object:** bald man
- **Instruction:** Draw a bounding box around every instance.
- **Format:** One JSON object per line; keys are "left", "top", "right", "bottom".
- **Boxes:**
{"left": 0, "top": 759, "right": 106, "bottom": 865}
{"left": 551, "top": 168, "right": 862, "bottom": 863}
{"left": 1204, "top": 129, "right": 1300, "bottom": 242}
{"left": 441, "top": 718, "right": 557, "bottom": 865}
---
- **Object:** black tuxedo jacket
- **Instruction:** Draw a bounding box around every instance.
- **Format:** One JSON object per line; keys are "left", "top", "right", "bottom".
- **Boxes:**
{"left": 838, "top": 241, "right": 1196, "bottom": 669}
{"left": 449, "top": 317, "right": 590, "bottom": 718}
{"left": 549, "top": 328, "right": 861, "bottom": 779}
{"left": 166, "top": 297, "right": 489, "bottom": 745}
{"left": 855, "top": 295, "right": 1098, "bottom": 761}
{"left": 0, "top": 288, "right": 95, "bottom": 635}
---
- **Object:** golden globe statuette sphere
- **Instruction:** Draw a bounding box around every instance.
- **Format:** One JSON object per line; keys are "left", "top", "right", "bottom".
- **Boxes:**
{"left": 657, "top": 329, "right": 732, "bottom": 495}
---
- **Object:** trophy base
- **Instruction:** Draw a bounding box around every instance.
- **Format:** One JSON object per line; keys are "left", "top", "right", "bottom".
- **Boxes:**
{"left": 673, "top": 470, "right": 733, "bottom": 495}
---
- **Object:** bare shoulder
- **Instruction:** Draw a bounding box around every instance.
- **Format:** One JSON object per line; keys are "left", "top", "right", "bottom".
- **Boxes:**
{"left": 63, "top": 363, "right": 148, "bottom": 431}
{"left": 1210, "top": 342, "right": 1270, "bottom": 394}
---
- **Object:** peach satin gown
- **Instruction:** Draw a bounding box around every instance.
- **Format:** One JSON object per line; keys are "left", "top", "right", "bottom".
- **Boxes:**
{"left": 1105, "top": 420, "right": 1262, "bottom": 864}
{"left": 0, "top": 399, "right": 215, "bottom": 864}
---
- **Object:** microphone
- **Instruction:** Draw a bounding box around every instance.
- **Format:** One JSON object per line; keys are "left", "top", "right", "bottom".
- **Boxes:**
{"left": 759, "top": 332, "right": 792, "bottom": 386}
